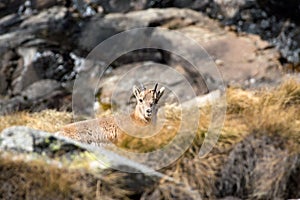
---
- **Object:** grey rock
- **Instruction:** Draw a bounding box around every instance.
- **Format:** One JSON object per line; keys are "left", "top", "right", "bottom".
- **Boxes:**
{"left": 1, "top": 45, "right": 74, "bottom": 97}
{"left": 98, "top": 61, "right": 209, "bottom": 109}
{"left": 92, "top": 0, "right": 148, "bottom": 13}
{"left": 20, "top": 6, "right": 67, "bottom": 29}
{"left": 0, "top": 126, "right": 35, "bottom": 152}
{"left": 0, "top": 126, "right": 158, "bottom": 199}
{"left": 0, "top": 74, "right": 7, "bottom": 95}
{"left": 0, "top": 3, "right": 290, "bottom": 114}
{"left": 31, "top": 0, "right": 63, "bottom": 10}
{"left": 178, "top": 26, "right": 282, "bottom": 88}
{"left": 0, "top": 126, "right": 174, "bottom": 176}
{"left": 21, "top": 79, "right": 61, "bottom": 101}
{"left": 12, "top": 47, "right": 39, "bottom": 95}
{"left": 29, "top": 50, "right": 75, "bottom": 82}
{"left": 0, "top": 96, "right": 24, "bottom": 115}
{"left": 78, "top": 8, "right": 209, "bottom": 52}
{"left": 0, "top": 32, "right": 35, "bottom": 55}
{"left": 0, "top": 6, "right": 71, "bottom": 55}
{"left": 72, "top": 59, "right": 106, "bottom": 118}
{"left": 181, "top": 90, "right": 221, "bottom": 110}
{"left": 0, "top": 0, "right": 26, "bottom": 18}
{"left": 218, "top": 197, "right": 242, "bottom": 200}
{"left": 0, "top": 126, "right": 86, "bottom": 156}
{"left": 213, "top": 0, "right": 253, "bottom": 18}
{"left": 113, "top": 49, "right": 163, "bottom": 67}
{"left": 0, "top": 13, "right": 24, "bottom": 35}
{"left": 71, "top": 0, "right": 97, "bottom": 17}
{"left": 0, "top": 79, "right": 68, "bottom": 115}
{"left": 173, "top": 0, "right": 210, "bottom": 10}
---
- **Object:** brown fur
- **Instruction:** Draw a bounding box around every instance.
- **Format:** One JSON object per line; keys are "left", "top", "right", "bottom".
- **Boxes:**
{"left": 59, "top": 84, "right": 165, "bottom": 145}
{"left": 61, "top": 117, "right": 119, "bottom": 144}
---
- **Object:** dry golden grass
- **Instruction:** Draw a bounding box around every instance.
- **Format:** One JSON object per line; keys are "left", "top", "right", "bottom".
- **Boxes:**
{"left": 147, "top": 79, "right": 300, "bottom": 199}
{"left": 0, "top": 110, "right": 72, "bottom": 133}
{"left": 0, "top": 79, "right": 299, "bottom": 153}
{"left": 209, "top": 79, "right": 300, "bottom": 199}
{"left": 0, "top": 152, "right": 131, "bottom": 200}
{"left": 1, "top": 78, "right": 300, "bottom": 199}
{"left": 115, "top": 104, "right": 182, "bottom": 152}
{"left": 0, "top": 79, "right": 298, "bottom": 152}
{"left": 116, "top": 80, "right": 299, "bottom": 154}
{"left": 238, "top": 79, "right": 300, "bottom": 152}
{"left": 211, "top": 79, "right": 300, "bottom": 152}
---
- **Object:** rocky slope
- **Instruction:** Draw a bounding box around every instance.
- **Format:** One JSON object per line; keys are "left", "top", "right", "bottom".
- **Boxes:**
{"left": 0, "top": 80, "right": 300, "bottom": 199}
{"left": 0, "top": 0, "right": 294, "bottom": 114}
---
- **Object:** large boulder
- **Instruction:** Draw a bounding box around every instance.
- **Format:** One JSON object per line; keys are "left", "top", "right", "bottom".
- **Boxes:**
{"left": 78, "top": 8, "right": 210, "bottom": 52}
{"left": 0, "top": 5, "right": 288, "bottom": 114}
{"left": 177, "top": 25, "right": 282, "bottom": 87}
{"left": 0, "top": 79, "right": 69, "bottom": 115}
{"left": 98, "top": 61, "right": 209, "bottom": 108}
{"left": 0, "top": 126, "right": 185, "bottom": 199}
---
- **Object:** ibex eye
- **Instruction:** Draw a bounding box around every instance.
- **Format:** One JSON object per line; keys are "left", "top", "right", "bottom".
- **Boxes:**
{"left": 139, "top": 99, "right": 143, "bottom": 103}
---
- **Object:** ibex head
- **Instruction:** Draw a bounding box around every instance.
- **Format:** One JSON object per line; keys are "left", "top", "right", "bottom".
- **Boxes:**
{"left": 132, "top": 83, "right": 165, "bottom": 124}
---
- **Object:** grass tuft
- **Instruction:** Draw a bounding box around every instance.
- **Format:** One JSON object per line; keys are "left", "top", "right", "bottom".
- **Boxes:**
{"left": 0, "top": 110, "right": 72, "bottom": 133}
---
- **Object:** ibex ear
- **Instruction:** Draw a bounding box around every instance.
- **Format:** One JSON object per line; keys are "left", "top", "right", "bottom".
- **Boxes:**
{"left": 133, "top": 85, "right": 141, "bottom": 98}
{"left": 155, "top": 87, "right": 165, "bottom": 103}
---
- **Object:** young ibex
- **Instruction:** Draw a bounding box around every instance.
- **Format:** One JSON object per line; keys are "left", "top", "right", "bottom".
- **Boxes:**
{"left": 59, "top": 83, "right": 165, "bottom": 145}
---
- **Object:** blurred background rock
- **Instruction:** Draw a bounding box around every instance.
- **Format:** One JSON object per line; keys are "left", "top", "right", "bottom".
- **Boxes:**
{"left": 0, "top": 0, "right": 300, "bottom": 114}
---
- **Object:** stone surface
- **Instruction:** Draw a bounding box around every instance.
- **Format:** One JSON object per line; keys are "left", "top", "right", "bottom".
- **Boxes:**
{"left": 0, "top": 126, "right": 174, "bottom": 176}
{"left": 98, "top": 61, "right": 209, "bottom": 108}
{"left": 31, "top": 0, "right": 63, "bottom": 10}
{"left": 178, "top": 25, "right": 282, "bottom": 87}
{"left": 0, "top": 126, "right": 86, "bottom": 155}
{"left": 0, "top": 0, "right": 26, "bottom": 18}
{"left": 78, "top": 8, "right": 210, "bottom": 52}
{"left": 12, "top": 47, "right": 39, "bottom": 94}
{"left": 0, "top": 4, "right": 293, "bottom": 114}
{"left": 213, "top": 0, "right": 254, "bottom": 18}
{"left": 100, "top": 0, "right": 148, "bottom": 13}
{"left": 0, "top": 80, "right": 68, "bottom": 115}
{"left": 1, "top": 126, "right": 35, "bottom": 152}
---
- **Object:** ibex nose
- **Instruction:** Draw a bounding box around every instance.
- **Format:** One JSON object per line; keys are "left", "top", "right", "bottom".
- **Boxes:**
{"left": 146, "top": 108, "right": 151, "bottom": 113}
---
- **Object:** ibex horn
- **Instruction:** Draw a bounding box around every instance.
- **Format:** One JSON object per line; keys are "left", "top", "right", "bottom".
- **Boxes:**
{"left": 153, "top": 83, "right": 158, "bottom": 93}
{"left": 140, "top": 83, "right": 146, "bottom": 91}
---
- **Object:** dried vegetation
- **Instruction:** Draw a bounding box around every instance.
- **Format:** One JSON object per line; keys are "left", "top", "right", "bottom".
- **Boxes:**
{"left": 0, "top": 79, "right": 300, "bottom": 199}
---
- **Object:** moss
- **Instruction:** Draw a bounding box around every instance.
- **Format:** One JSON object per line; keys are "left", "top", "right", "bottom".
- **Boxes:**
{"left": 49, "top": 142, "right": 62, "bottom": 152}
